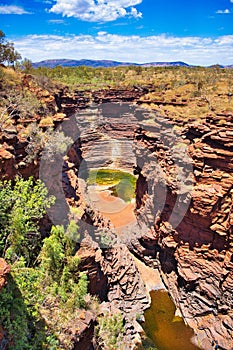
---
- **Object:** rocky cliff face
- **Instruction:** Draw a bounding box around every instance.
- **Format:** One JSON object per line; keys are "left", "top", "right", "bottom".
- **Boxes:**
{"left": 0, "top": 73, "right": 65, "bottom": 180}
{"left": 77, "top": 238, "right": 149, "bottom": 348}
{"left": 1, "top": 77, "right": 232, "bottom": 349}
{"left": 58, "top": 94, "right": 233, "bottom": 349}
{"left": 132, "top": 111, "right": 233, "bottom": 349}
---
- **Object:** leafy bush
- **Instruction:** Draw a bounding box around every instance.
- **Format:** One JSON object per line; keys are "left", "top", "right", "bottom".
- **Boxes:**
{"left": 39, "top": 225, "right": 65, "bottom": 280}
{"left": 0, "top": 89, "right": 45, "bottom": 131}
{"left": 0, "top": 177, "right": 55, "bottom": 264}
{"left": 39, "top": 225, "right": 88, "bottom": 309}
{"left": 0, "top": 175, "right": 87, "bottom": 349}
{"left": 95, "top": 312, "right": 124, "bottom": 350}
{"left": 0, "top": 269, "right": 57, "bottom": 350}
{"left": 0, "top": 225, "right": 88, "bottom": 349}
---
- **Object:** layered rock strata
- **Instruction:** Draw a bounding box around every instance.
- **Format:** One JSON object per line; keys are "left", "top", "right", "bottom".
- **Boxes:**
{"left": 62, "top": 101, "right": 232, "bottom": 349}
{"left": 1, "top": 78, "right": 233, "bottom": 349}
{"left": 77, "top": 239, "right": 149, "bottom": 349}
{"left": 132, "top": 111, "right": 233, "bottom": 349}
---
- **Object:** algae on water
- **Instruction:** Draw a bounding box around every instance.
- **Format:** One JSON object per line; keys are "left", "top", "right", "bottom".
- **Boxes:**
{"left": 87, "top": 168, "right": 137, "bottom": 203}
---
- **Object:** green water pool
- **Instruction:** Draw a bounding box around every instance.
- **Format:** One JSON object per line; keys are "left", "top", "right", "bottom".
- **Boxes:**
{"left": 142, "top": 290, "right": 200, "bottom": 350}
{"left": 87, "top": 168, "right": 137, "bottom": 203}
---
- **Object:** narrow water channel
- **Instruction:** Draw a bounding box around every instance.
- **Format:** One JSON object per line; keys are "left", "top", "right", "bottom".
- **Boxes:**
{"left": 142, "top": 290, "right": 200, "bottom": 350}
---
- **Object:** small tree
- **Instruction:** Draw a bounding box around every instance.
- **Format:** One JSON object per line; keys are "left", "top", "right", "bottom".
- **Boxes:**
{"left": 39, "top": 224, "right": 88, "bottom": 308}
{"left": 25, "top": 123, "right": 73, "bottom": 163}
{"left": 0, "top": 91, "right": 42, "bottom": 131}
{"left": 0, "top": 29, "right": 21, "bottom": 67}
{"left": 0, "top": 30, "right": 5, "bottom": 43}
{"left": 20, "top": 58, "right": 33, "bottom": 73}
{"left": 2, "top": 42, "right": 21, "bottom": 67}
{"left": 0, "top": 30, "right": 5, "bottom": 62}
{"left": 39, "top": 225, "right": 65, "bottom": 280}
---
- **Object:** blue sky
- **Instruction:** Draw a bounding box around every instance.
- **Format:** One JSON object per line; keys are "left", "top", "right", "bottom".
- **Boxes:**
{"left": 0, "top": 0, "right": 233, "bottom": 65}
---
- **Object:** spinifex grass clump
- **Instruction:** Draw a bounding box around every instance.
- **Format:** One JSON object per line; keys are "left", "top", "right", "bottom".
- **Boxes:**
{"left": 87, "top": 168, "right": 137, "bottom": 203}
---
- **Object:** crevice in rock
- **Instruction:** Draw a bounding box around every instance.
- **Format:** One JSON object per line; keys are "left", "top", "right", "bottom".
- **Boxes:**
{"left": 54, "top": 96, "right": 233, "bottom": 350}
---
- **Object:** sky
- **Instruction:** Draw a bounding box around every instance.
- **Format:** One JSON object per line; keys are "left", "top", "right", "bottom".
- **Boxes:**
{"left": 0, "top": 0, "right": 233, "bottom": 65}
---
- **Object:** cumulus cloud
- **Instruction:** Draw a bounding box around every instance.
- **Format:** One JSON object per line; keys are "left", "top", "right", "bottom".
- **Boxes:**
{"left": 49, "top": 0, "right": 142, "bottom": 22}
{"left": 216, "top": 9, "right": 230, "bottom": 14}
{"left": 0, "top": 5, "right": 31, "bottom": 14}
{"left": 12, "top": 33, "right": 233, "bottom": 66}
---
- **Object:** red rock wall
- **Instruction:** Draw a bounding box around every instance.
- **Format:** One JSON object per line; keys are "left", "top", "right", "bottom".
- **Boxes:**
{"left": 133, "top": 112, "right": 233, "bottom": 349}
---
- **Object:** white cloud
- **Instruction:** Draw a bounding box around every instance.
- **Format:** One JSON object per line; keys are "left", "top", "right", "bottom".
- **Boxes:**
{"left": 49, "top": 0, "right": 142, "bottom": 22}
{"left": 12, "top": 33, "right": 233, "bottom": 66}
{"left": 48, "top": 19, "right": 66, "bottom": 23}
{"left": 216, "top": 9, "right": 230, "bottom": 14}
{"left": 0, "top": 5, "right": 31, "bottom": 15}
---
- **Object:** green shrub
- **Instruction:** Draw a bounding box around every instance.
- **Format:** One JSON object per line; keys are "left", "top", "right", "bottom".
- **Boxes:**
{"left": 39, "top": 225, "right": 88, "bottom": 309}
{"left": 0, "top": 224, "right": 88, "bottom": 349}
{"left": 0, "top": 176, "right": 55, "bottom": 264}
{"left": 0, "top": 271, "right": 57, "bottom": 350}
{"left": 95, "top": 312, "right": 124, "bottom": 350}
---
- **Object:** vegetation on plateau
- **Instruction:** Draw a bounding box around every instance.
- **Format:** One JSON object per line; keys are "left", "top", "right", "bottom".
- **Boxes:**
{"left": 32, "top": 63, "right": 233, "bottom": 126}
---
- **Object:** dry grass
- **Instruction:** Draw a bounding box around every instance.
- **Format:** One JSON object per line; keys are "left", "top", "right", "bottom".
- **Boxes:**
{"left": 135, "top": 67, "right": 233, "bottom": 123}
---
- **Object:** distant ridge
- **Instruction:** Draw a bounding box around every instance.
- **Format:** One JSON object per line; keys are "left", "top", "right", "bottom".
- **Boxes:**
{"left": 32, "top": 59, "right": 232, "bottom": 68}
{"left": 32, "top": 59, "right": 139, "bottom": 68}
{"left": 142, "top": 61, "right": 190, "bottom": 67}
{"left": 32, "top": 59, "right": 190, "bottom": 68}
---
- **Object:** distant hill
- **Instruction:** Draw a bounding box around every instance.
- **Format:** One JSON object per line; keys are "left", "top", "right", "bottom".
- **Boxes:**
{"left": 32, "top": 59, "right": 191, "bottom": 68}
{"left": 32, "top": 59, "right": 139, "bottom": 68}
{"left": 32, "top": 59, "right": 232, "bottom": 69}
{"left": 141, "top": 61, "right": 190, "bottom": 67}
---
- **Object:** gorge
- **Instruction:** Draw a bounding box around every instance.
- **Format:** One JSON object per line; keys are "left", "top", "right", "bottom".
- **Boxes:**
{"left": 0, "top": 69, "right": 232, "bottom": 350}
{"left": 53, "top": 92, "right": 233, "bottom": 349}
